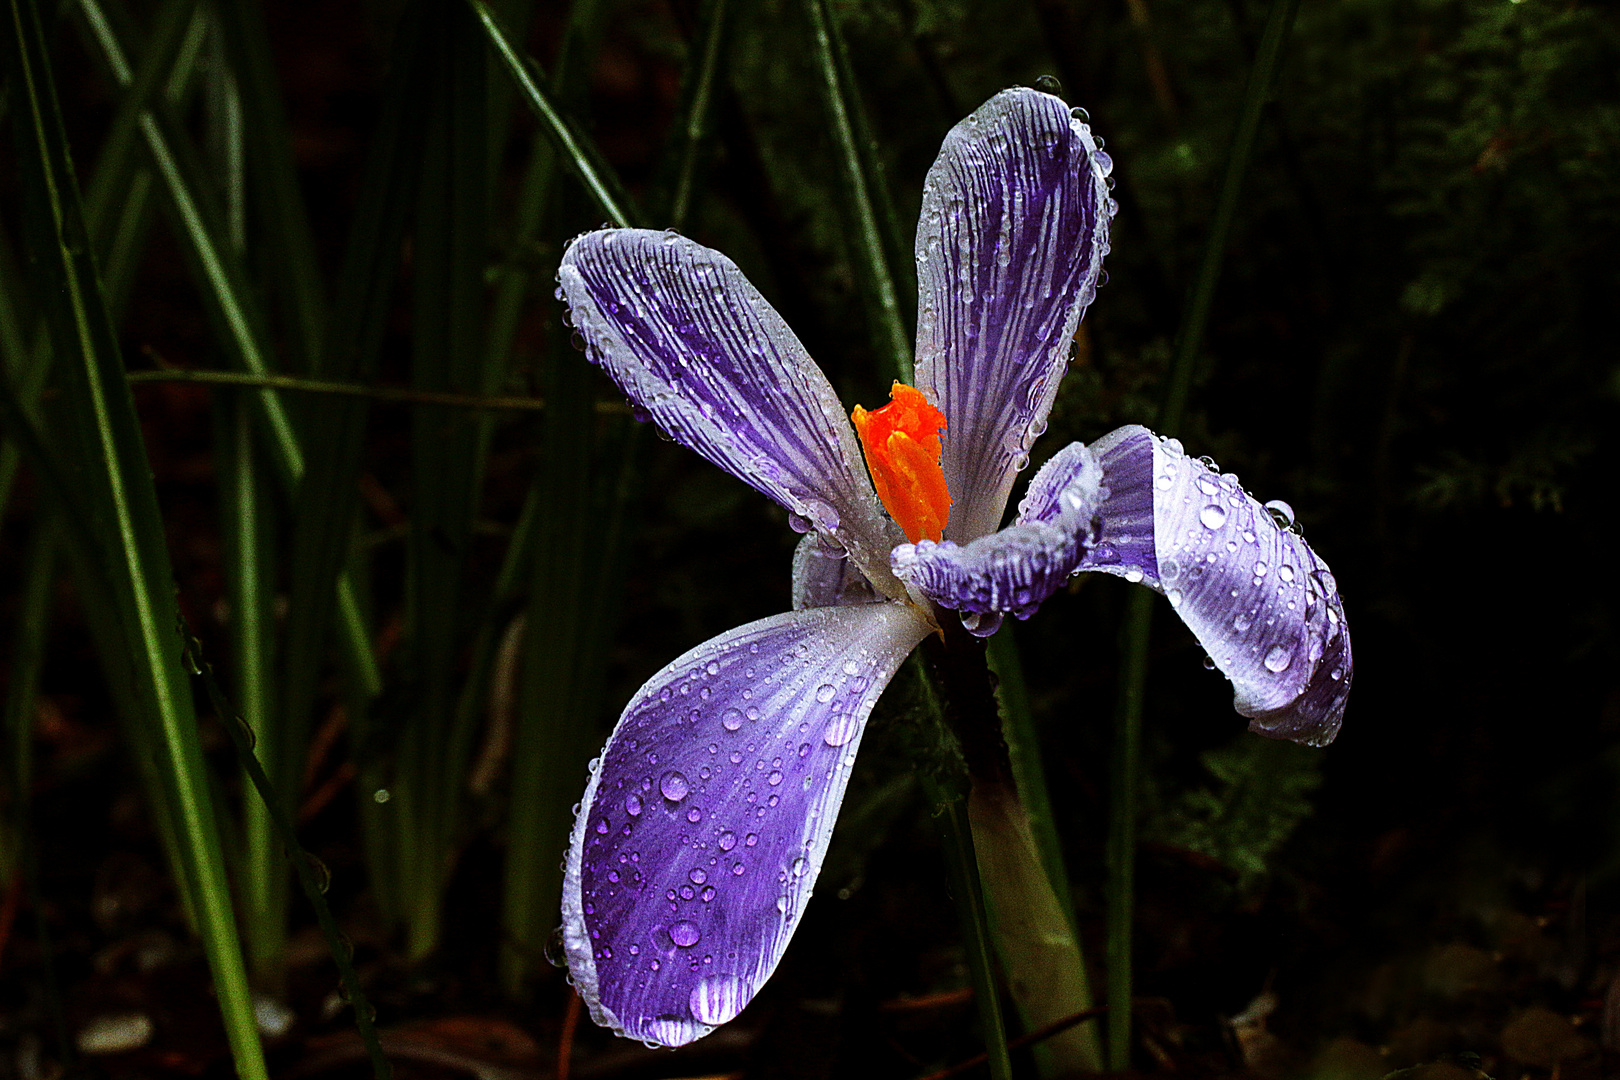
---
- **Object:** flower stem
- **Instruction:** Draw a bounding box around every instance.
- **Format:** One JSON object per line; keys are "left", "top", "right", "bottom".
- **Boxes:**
{"left": 922, "top": 621, "right": 1103, "bottom": 1075}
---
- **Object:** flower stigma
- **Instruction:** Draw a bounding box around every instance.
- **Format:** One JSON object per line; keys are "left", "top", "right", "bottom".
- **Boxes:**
{"left": 850, "top": 383, "right": 952, "bottom": 543}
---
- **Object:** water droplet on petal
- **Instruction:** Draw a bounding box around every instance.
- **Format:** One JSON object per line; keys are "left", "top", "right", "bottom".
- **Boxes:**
{"left": 1263, "top": 645, "right": 1292, "bottom": 673}
{"left": 824, "top": 713, "right": 860, "bottom": 747}
{"left": 660, "top": 771, "right": 690, "bottom": 802}
{"left": 1199, "top": 504, "right": 1227, "bottom": 529}
{"left": 625, "top": 793, "right": 643, "bottom": 816}
{"left": 1264, "top": 500, "right": 1296, "bottom": 529}
{"left": 814, "top": 683, "right": 836, "bottom": 703}
{"left": 670, "top": 920, "right": 701, "bottom": 947}
{"left": 721, "top": 708, "right": 744, "bottom": 732}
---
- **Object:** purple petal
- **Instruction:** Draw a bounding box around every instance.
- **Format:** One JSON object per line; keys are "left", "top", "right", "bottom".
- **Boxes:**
{"left": 560, "top": 230, "right": 902, "bottom": 594}
{"left": 891, "top": 443, "right": 1104, "bottom": 634}
{"left": 561, "top": 603, "right": 932, "bottom": 1047}
{"left": 791, "top": 534, "right": 880, "bottom": 611}
{"left": 1079, "top": 426, "right": 1351, "bottom": 745}
{"left": 1073, "top": 425, "right": 1159, "bottom": 588}
{"left": 914, "top": 88, "right": 1114, "bottom": 542}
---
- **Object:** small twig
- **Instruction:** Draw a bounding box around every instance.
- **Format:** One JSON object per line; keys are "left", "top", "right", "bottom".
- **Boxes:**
{"left": 916, "top": 1005, "right": 1110, "bottom": 1080}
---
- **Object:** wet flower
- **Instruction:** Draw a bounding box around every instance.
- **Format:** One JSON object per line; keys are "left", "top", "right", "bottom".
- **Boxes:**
{"left": 555, "top": 88, "right": 1351, "bottom": 1047}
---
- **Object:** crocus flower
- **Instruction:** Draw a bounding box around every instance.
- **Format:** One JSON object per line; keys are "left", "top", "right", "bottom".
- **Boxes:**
{"left": 555, "top": 87, "right": 1351, "bottom": 1048}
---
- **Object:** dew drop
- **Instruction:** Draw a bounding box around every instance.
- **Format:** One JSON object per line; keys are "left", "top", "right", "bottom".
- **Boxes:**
{"left": 1199, "top": 504, "right": 1227, "bottom": 529}
{"left": 721, "top": 708, "right": 744, "bottom": 732}
{"left": 1263, "top": 645, "right": 1292, "bottom": 673}
{"left": 718, "top": 831, "right": 737, "bottom": 851}
{"left": 1234, "top": 611, "right": 1253, "bottom": 632}
{"left": 1124, "top": 568, "right": 1144, "bottom": 583}
{"left": 1279, "top": 565, "right": 1296, "bottom": 582}
{"left": 626, "top": 793, "right": 643, "bottom": 816}
{"left": 814, "top": 683, "right": 836, "bottom": 703}
{"left": 670, "top": 920, "right": 701, "bottom": 947}
{"left": 823, "top": 707, "right": 863, "bottom": 746}
{"left": 1264, "top": 500, "right": 1296, "bottom": 529}
{"left": 660, "top": 771, "right": 690, "bottom": 802}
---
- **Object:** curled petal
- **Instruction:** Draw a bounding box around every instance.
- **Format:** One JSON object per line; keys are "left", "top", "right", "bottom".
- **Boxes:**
{"left": 791, "top": 534, "right": 880, "bottom": 611}
{"left": 914, "top": 88, "right": 1114, "bottom": 542}
{"left": 560, "top": 230, "right": 901, "bottom": 594}
{"left": 561, "top": 603, "right": 933, "bottom": 1046}
{"left": 1073, "top": 425, "right": 1159, "bottom": 588}
{"left": 1080, "top": 425, "right": 1351, "bottom": 745}
{"left": 892, "top": 444, "right": 1105, "bottom": 634}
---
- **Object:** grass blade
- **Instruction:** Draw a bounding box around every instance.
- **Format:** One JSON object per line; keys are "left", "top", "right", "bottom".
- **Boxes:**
{"left": 799, "top": 0, "right": 911, "bottom": 383}
{"left": 468, "top": 0, "right": 637, "bottom": 228}
{"left": 666, "top": 0, "right": 728, "bottom": 232}
{"left": 0, "top": 0, "right": 266, "bottom": 1072}
{"left": 1107, "top": 0, "right": 1303, "bottom": 1065}
{"left": 180, "top": 627, "right": 393, "bottom": 1080}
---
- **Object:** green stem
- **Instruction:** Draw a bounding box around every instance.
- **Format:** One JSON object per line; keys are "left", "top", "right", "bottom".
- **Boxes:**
{"left": 922, "top": 776, "right": 1013, "bottom": 1080}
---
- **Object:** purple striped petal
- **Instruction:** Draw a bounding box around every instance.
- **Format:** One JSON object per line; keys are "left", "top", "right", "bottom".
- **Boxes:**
{"left": 1078, "top": 425, "right": 1351, "bottom": 745}
{"left": 891, "top": 443, "right": 1104, "bottom": 634}
{"left": 560, "top": 230, "right": 902, "bottom": 595}
{"left": 1073, "top": 425, "right": 1159, "bottom": 588}
{"left": 791, "top": 534, "right": 880, "bottom": 611}
{"left": 561, "top": 603, "right": 932, "bottom": 1047}
{"left": 914, "top": 88, "right": 1114, "bottom": 542}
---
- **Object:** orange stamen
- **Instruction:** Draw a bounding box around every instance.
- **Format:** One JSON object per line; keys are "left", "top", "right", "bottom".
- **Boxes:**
{"left": 850, "top": 382, "right": 952, "bottom": 543}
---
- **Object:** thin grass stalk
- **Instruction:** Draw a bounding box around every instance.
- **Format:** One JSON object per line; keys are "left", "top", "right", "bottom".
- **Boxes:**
{"left": 467, "top": 0, "right": 635, "bottom": 229}
{"left": 666, "top": 0, "right": 727, "bottom": 232}
{"left": 209, "top": 0, "right": 328, "bottom": 373}
{"left": 1106, "top": 0, "right": 1303, "bottom": 1066}
{"left": 219, "top": 391, "right": 282, "bottom": 979}
{"left": 180, "top": 628, "right": 393, "bottom": 1080}
{"left": 816, "top": 0, "right": 915, "bottom": 334}
{"left": 799, "top": 0, "right": 912, "bottom": 384}
{"left": 202, "top": 11, "right": 287, "bottom": 982}
{"left": 0, "top": 0, "right": 266, "bottom": 1072}
{"left": 476, "top": 0, "right": 605, "bottom": 478}
{"left": 396, "top": 0, "right": 490, "bottom": 959}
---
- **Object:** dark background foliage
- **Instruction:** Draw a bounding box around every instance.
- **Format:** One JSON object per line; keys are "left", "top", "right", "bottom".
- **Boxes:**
{"left": 2, "top": 0, "right": 1618, "bottom": 1076}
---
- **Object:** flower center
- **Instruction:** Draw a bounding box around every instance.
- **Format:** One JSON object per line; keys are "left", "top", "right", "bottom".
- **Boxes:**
{"left": 850, "top": 382, "right": 952, "bottom": 544}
